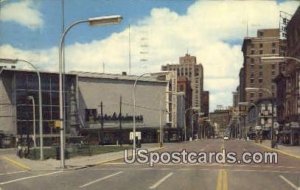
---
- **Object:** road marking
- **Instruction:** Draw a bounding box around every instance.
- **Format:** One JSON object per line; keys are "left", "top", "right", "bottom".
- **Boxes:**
{"left": 0, "top": 171, "right": 26, "bottom": 176}
{"left": 216, "top": 169, "right": 228, "bottom": 190}
{"left": 1, "top": 156, "right": 30, "bottom": 170}
{"left": 253, "top": 142, "right": 300, "bottom": 160}
{"left": 279, "top": 175, "right": 299, "bottom": 190}
{"left": 0, "top": 171, "right": 63, "bottom": 185}
{"left": 79, "top": 171, "right": 123, "bottom": 188}
{"left": 149, "top": 172, "right": 173, "bottom": 189}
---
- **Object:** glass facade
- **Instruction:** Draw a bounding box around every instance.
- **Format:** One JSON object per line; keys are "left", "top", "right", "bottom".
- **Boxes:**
{"left": 13, "top": 71, "right": 78, "bottom": 140}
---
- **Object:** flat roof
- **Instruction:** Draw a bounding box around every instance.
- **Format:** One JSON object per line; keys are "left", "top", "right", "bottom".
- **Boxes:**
{"left": 0, "top": 68, "right": 76, "bottom": 76}
{"left": 70, "top": 71, "right": 168, "bottom": 83}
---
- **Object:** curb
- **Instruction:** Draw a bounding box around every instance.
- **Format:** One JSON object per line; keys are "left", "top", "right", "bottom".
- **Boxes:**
{"left": 1, "top": 156, "right": 31, "bottom": 171}
{"left": 92, "top": 146, "right": 165, "bottom": 167}
{"left": 252, "top": 142, "right": 300, "bottom": 160}
{"left": 30, "top": 147, "right": 165, "bottom": 171}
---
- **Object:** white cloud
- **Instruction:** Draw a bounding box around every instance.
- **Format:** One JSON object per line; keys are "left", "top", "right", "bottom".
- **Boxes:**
{"left": 0, "top": 0, "right": 43, "bottom": 30}
{"left": 0, "top": 1, "right": 298, "bottom": 111}
{"left": 0, "top": 44, "right": 57, "bottom": 71}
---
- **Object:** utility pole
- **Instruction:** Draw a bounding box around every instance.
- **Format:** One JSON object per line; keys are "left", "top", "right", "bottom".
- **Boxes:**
{"left": 100, "top": 102, "right": 104, "bottom": 145}
{"left": 119, "top": 96, "right": 122, "bottom": 146}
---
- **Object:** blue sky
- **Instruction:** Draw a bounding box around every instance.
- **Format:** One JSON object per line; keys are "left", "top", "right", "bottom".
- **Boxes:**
{"left": 0, "top": 0, "right": 299, "bottom": 111}
{"left": 0, "top": 0, "right": 194, "bottom": 49}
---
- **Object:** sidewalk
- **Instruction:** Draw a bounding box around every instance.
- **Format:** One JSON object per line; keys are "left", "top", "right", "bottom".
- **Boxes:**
{"left": 0, "top": 144, "right": 163, "bottom": 171}
{"left": 252, "top": 140, "right": 300, "bottom": 159}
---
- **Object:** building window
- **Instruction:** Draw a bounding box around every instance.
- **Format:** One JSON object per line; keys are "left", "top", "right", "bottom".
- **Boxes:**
{"left": 272, "top": 71, "right": 276, "bottom": 75}
{"left": 259, "top": 78, "right": 263, "bottom": 83}
{"left": 259, "top": 50, "right": 263, "bottom": 54}
{"left": 272, "top": 42, "right": 276, "bottom": 47}
{"left": 259, "top": 72, "right": 263, "bottom": 77}
{"left": 251, "top": 58, "right": 254, "bottom": 63}
{"left": 250, "top": 73, "right": 254, "bottom": 77}
{"left": 179, "top": 85, "right": 184, "bottom": 91}
{"left": 250, "top": 64, "right": 254, "bottom": 69}
{"left": 259, "top": 43, "right": 263, "bottom": 48}
{"left": 259, "top": 65, "right": 263, "bottom": 69}
{"left": 272, "top": 49, "right": 276, "bottom": 54}
{"left": 259, "top": 92, "right": 263, "bottom": 98}
{"left": 250, "top": 79, "right": 254, "bottom": 84}
{"left": 251, "top": 50, "right": 255, "bottom": 54}
{"left": 251, "top": 44, "right": 255, "bottom": 48}
{"left": 250, "top": 93, "right": 254, "bottom": 98}
{"left": 272, "top": 64, "right": 276, "bottom": 69}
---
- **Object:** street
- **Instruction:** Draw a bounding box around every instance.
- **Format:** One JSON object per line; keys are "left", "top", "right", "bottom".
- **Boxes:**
{"left": 0, "top": 139, "right": 299, "bottom": 190}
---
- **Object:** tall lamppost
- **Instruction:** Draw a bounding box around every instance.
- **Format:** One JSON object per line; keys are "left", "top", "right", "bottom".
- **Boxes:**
{"left": 0, "top": 58, "right": 44, "bottom": 160}
{"left": 184, "top": 107, "right": 200, "bottom": 141}
{"left": 245, "top": 87, "right": 274, "bottom": 147}
{"left": 159, "top": 91, "right": 184, "bottom": 147}
{"left": 132, "top": 71, "right": 171, "bottom": 150}
{"left": 27, "top": 96, "right": 37, "bottom": 148}
{"left": 191, "top": 112, "right": 199, "bottom": 140}
{"left": 59, "top": 15, "right": 122, "bottom": 168}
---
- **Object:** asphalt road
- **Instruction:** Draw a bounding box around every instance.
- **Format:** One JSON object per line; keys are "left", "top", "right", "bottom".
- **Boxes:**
{"left": 0, "top": 139, "right": 300, "bottom": 190}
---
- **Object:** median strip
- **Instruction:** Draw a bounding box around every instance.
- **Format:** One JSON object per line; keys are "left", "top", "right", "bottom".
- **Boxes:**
{"left": 1, "top": 156, "right": 31, "bottom": 171}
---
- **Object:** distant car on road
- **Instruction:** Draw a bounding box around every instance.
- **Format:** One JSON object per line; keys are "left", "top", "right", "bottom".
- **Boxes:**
{"left": 223, "top": 136, "right": 229, "bottom": 140}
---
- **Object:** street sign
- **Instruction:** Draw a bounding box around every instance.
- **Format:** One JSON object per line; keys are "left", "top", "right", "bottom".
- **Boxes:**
{"left": 129, "top": 132, "right": 141, "bottom": 140}
{"left": 54, "top": 120, "right": 61, "bottom": 128}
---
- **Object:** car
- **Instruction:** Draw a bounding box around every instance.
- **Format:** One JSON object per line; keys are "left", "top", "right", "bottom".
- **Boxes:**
{"left": 223, "top": 136, "right": 229, "bottom": 140}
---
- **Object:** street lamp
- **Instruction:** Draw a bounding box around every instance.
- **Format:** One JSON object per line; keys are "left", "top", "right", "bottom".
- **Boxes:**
{"left": 245, "top": 87, "right": 274, "bottom": 147}
{"left": 59, "top": 15, "right": 122, "bottom": 168}
{"left": 0, "top": 58, "right": 44, "bottom": 160}
{"left": 27, "top": 96, "right": 37, "bottom": 148}
{"left": 184, "top": 107, "right": 200, "bottom": 141}
{"left": 159, "top": 91, "right": 185, "bottom": 147}
{"left": 261, "top": 56, "right": 300, "bottom": 63}
{"left": 132, "top": 71, "right": 171, "bottom": 150}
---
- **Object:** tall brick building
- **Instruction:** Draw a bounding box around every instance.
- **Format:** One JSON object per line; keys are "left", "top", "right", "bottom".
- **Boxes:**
{"left": 162, "top": 53, "right": 204, "bottom": 110}
{"left": 240, "top": 29, "right": 286, "bottom": 103}
{"left": 274, "top": 6, "right": 300, "bottom": 145}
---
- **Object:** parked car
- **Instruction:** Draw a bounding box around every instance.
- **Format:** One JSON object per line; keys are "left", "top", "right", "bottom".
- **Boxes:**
{"left": 223, "top": 136, "right": 229, "bottom": 140}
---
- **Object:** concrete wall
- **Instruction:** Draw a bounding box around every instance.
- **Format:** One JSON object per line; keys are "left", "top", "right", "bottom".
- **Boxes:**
{"left": 78, "top": 77, "right": 167, "bottom": 129}
{"left": 0, "top": 72, "right": 16, "bottom": 134}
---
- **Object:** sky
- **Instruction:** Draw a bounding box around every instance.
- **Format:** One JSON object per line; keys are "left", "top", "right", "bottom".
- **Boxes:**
{"left": 0, "top": 0, "right": 299, "bottom": 111}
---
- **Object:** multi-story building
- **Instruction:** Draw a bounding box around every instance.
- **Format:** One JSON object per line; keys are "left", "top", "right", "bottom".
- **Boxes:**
{"left": 0, "top": 67, "right": 183, "bottom": 146}
{"left": 161, "top": 53, "right": 204, "bottom": 110}
{"left": 241, "top": 29, "right": 285, "bottom": 103}
{"left": 246, "top": 99, "right": 277, "bottom": 139}
{"left": 177, "top": 76, "right": 192, "bottom": 110}
{"left": 209, "top": 109, "right": 231, "bottom": 137}
{"left": 201, "top": 91, "right": 209, "bottom": 117}
{"left": 232, "top": 86, "right": 240, "bottom": 108}
{"left": 0, "top": 68, "right": 78, "bottom": 146}
{"left": 239, "top": 68, "right": 246, "bottom": 102}
{"left": 274, "top": 6, "right": 300, "bottom": 145}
